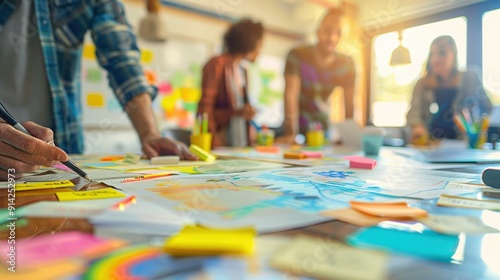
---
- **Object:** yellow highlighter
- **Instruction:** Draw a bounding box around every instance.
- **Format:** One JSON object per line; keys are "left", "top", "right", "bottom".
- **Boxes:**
{"left": 477, "top": 115, "right": 490, "bottom": 149}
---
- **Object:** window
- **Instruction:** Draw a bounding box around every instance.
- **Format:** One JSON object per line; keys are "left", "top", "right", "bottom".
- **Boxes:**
{"left": 371, "top": 17, "right": 467, "bottom": 127}
{"left": 483, "top": 9, "right": 500, "bottom": 105}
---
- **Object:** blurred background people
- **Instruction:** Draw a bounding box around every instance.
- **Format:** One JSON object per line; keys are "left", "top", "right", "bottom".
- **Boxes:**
{"left": 281, "top": 8, "right": 356, "bottom": 143}
{"left": 407, "top": 35, "right": 492, "bottom": 144}
{"left": 197, "top": 19, "right": 264, "bottom": 147}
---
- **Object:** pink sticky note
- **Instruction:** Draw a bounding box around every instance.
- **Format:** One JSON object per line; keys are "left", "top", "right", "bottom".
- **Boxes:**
{"left": 0, "top": 232, "right": 125, "bottom": 268}
{"left": 343, "top": 156, "right": 377, "bottom": 169}
{"left": 53, "top": 163, "right": 72, "bottom": 172}
{"left": 301, "top": 151, "right": 323, "bottom": 159}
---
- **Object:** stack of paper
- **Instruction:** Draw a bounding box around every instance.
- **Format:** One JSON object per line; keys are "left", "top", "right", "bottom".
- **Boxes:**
{"left": 91, "top": 198, "right": 190, "bottom": 241}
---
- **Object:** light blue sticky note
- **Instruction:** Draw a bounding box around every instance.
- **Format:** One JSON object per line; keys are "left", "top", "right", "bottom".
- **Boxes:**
{"left": 83, "top": 162, "right": 121, "bottom": 168}
{"left": 347, "top": 226, "right": 459, "bottom": 261}
{"left": 0, "top": 208, "right": 24, "bottom": 225}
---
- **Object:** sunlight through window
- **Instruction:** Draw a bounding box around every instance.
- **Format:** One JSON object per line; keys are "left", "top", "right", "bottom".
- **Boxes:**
{"left": 483, "top": 9, "right": 500, "bottom": 105}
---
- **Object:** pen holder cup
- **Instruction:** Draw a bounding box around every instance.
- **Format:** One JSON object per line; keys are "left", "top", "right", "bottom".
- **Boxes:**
{"left": 190, "top": 133, "right": 212, "bottom": 152}
{"left": 257, "top": 131, "right": 275, "bottom": 146}
{"left": 306, "top": 131, "right": 324, "bottom": 147}
{"left": 362, "top": 134, "right": 384, "bottom": 155}
{"left": 467, "top": 133, "right": 479, "bottom": 149}
{"left": 362, "top": 126, "right": 385, "bottom": 155}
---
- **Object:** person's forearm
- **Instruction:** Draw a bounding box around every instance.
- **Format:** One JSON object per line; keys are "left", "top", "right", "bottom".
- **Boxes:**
{"left": 125, "top": 93, "right": 161, "bottom": 142}
{"left": 284, "top": 75, "right": 300, "bottom": 136}
{"left": 344, "top": 86, "right": 354, "bottom": 119}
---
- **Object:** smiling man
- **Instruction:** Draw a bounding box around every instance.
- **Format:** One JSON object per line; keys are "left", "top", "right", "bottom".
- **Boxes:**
{"left": 283, "top": 7, "right": 356, "bottom": 140}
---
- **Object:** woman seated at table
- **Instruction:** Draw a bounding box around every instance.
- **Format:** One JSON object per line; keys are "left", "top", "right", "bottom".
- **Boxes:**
{"left": 407, "top": 35, "right": 492, "bottom": 144}
{"left": 197, "top": 19, "right": 264, "bottom": 147}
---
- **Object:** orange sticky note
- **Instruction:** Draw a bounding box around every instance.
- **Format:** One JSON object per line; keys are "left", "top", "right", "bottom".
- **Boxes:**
{"left": 350, "top": 201, "right": 427, "bottom": 218}
{"left": 256, "top": 146, "right": 280, "bottom": 153}
{"left": 284, "top": 151, "right": 307, "bottom": 159}
{"left": 321, "top": 208, "right": 392, "bottom": 227}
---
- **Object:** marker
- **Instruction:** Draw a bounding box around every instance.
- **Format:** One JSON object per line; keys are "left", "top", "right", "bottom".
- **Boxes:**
{"left": 453, "top": 114, "right": 466, "bottom": 133}
{"left": 112, "top": 195, "right": 137, "bottom": 210}
{"left": 250, "top": 120, "right": 261, "bottom": 131}
{"left": 120, "top": 172, "right": 173, "bottom": 183}
{"left": 461, "top": 108, "right": 476, "bottom": 134}
{"left": 193, "top": 114, "right": 200, "bottom": 136}
{"left": 202, "top": 112, "right": 208, "bottom": 134}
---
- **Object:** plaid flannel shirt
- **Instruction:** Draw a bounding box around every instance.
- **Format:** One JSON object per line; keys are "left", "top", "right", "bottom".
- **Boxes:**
{"left": 0, "top": 0, "right": 157, "bottom": 153}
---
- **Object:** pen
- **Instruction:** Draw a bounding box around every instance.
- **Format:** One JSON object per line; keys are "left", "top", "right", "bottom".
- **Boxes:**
{"left": 112, "top": 195, "right": 137, "bottom": 210}
{"left": 250, "top": 120, "right": 260, "bottom": 131}
{"left": 120, "top": 172, "right": 173, "bottom": 183}
{"left": 202, "top": 112, "right": 208, "bottom": 134}
{"left": 453, "top": 114, "right": 466, "bottom": 133}
{"left": 192, "top": 114, "right": 200, "bottom": 136}
{"left": 0, "top": 102, "right": 91, "bottom": 181}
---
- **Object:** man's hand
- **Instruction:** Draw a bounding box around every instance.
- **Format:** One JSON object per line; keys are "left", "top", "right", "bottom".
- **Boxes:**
{"left": 142, "top": 136, "right": 197, "bottom": 161}
{"left": 411, "top": 124, "right": 429, "bottom": 146}
{"left": 0, "top": 121, "right": 68, "bottom": 180}
{"left": 236, "top": 104, "right": 256, "bottom": 121}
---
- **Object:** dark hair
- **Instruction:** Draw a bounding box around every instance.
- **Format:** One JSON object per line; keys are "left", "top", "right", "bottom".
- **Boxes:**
{"left": 425, "top": 35, "right": 458, "bottom": 76}
{"left": 224, "top": 19, "right": 264, "bottom": 55}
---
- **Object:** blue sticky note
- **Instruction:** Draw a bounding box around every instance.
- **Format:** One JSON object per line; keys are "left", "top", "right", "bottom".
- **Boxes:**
{"left": 347, "top": 226, "right": 459, "bottom": 261}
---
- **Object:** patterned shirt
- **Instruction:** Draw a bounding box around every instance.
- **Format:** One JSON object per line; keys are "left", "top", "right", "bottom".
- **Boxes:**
{"left": 285, "top": 46, "right": 355, "bottom": 134}
{"left": 0, "top": 0, "right": 157, "bottom": 154}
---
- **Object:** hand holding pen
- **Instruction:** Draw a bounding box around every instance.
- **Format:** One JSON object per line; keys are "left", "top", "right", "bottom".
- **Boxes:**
{"left": 0, "top": 120, "right": 68, "bottom": 180}
{"left": 0, "top": 102, "right": 90, "bottom": 181}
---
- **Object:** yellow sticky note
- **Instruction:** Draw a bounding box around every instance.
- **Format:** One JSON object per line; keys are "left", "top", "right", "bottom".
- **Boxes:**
{"left": 141, "top": 49, "right": 154, "bottom": 63}
{"left": 15, "top": 180, "right": 75, "bottom": 191}
{"left": 189, "top": 145, "right": 215, "bottom": 162}
{"left": 56, "top": 188, "right": 125, "bottom": 201}
{"left": 86, "top": 93, "right": 105, "bottom": 108}
{"left": 83, "top": 44, "right": 96, "bottom": 60}
{"left": 269, "top": 236, "right": 388, "bottom": 280}
{"left": 120, "top": 153, "right": 141, "bottom": 165}
{"left": 158, "top": 166, "right": 201, "bottom": 174}
{"left": 164, "top": 225, "right": 255, "bottom": 256}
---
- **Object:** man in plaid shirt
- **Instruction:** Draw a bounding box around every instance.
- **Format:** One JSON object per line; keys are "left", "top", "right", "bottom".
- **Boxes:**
{"left": 0, "top": 0, "right": 195, "bottom": 179}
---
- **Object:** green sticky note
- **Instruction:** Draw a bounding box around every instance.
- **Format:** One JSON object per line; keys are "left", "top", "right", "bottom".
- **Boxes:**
{"left": 0, "top": 209, "right": 23, "bottom": 225}
{"left": 87, "top": 67, "right": 102, "bottom": 83}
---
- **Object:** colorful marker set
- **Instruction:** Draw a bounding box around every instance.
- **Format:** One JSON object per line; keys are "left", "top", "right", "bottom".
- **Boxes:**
{"left": 306, "top": 121, "right": 325, "bottom": 147}
{"left": 193, "top": 112, "right": 209, "bottom": 136}
{"left": 453, "top": 108, "right": 489, "bottom": 149}
{"left": 308, "top": 121, "right": 323, "bottom": 132}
